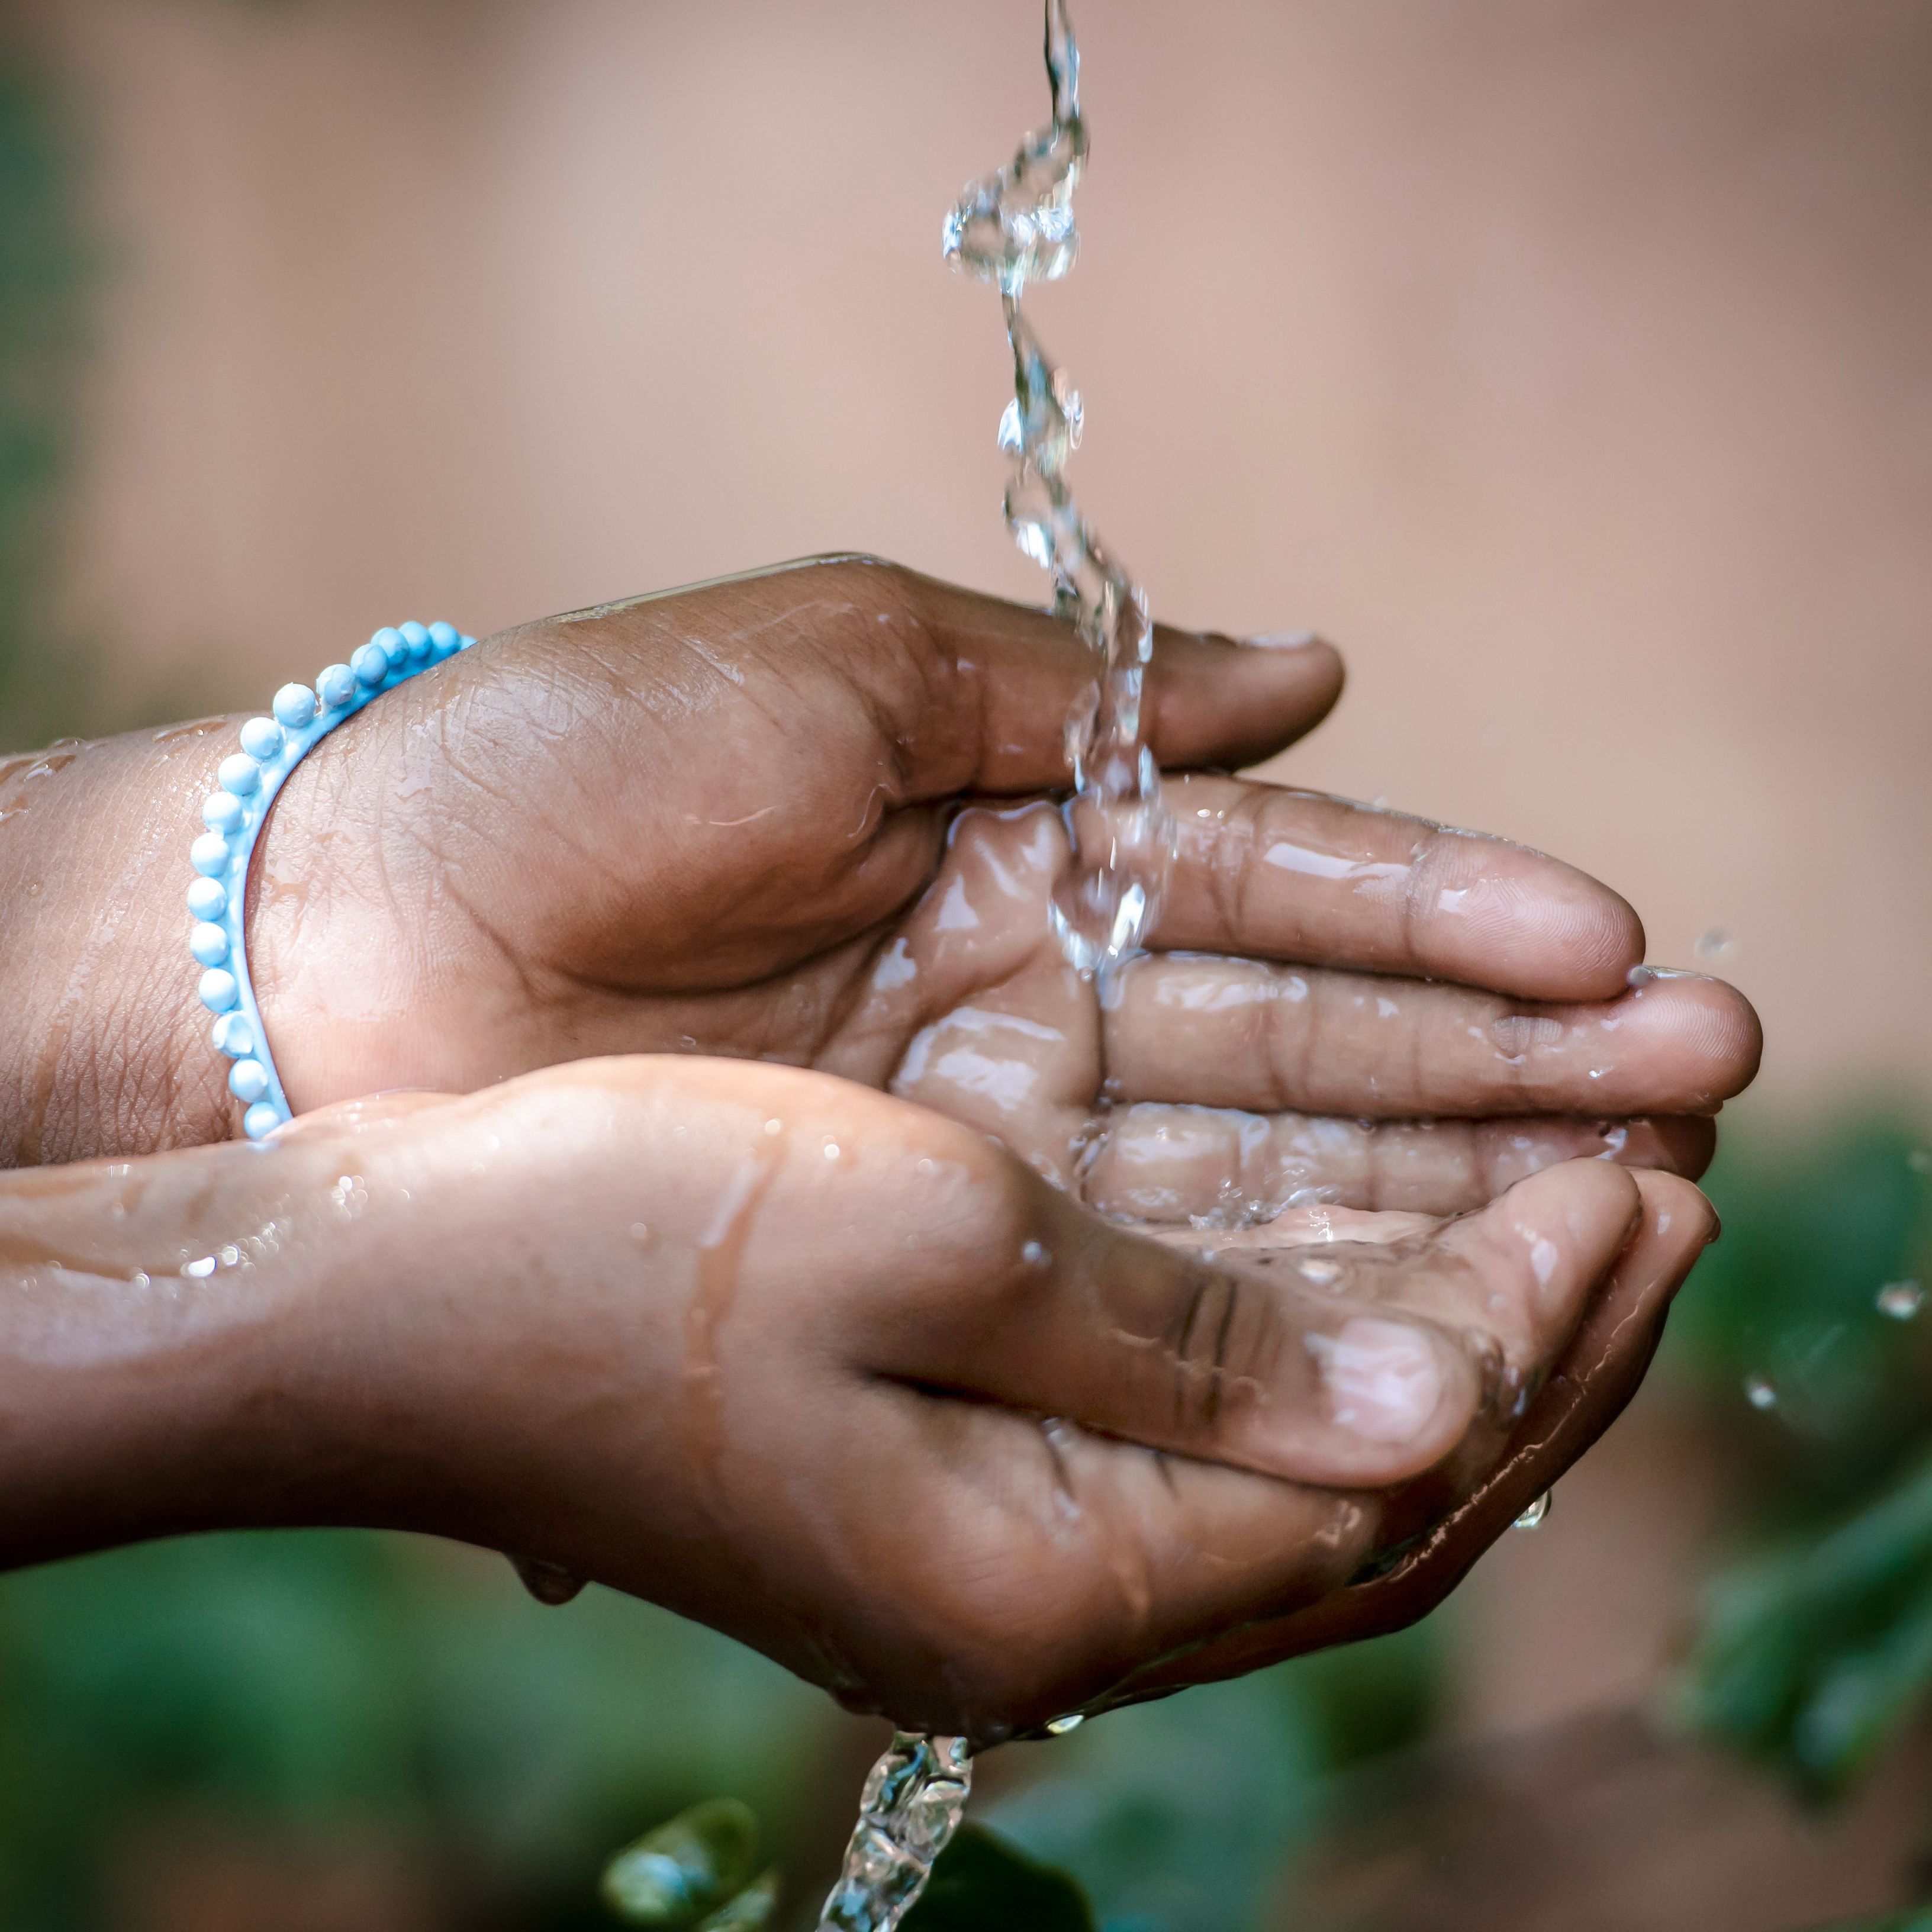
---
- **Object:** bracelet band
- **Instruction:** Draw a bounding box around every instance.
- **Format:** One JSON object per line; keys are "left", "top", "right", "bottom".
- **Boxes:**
{"left": 187, "top": 620, "right": 475, "bottom": 1140}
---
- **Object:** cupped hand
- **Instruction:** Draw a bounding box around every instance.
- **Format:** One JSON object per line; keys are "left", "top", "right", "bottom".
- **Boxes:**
{"left": 3, "top": 1055, "right": 1712, "bottom": 1741}
{"left": 249, "top": 556, "right": 1759, "bottom": 1214}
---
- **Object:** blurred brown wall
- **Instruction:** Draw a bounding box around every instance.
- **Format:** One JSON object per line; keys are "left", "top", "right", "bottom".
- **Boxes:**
{"left": 28, "top": 0, "right": 1932, "bottom": 1110}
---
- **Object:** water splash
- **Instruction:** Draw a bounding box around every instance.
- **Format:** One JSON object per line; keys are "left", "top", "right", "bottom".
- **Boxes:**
{"left": 814, "top": 1732, "right": 972, "bottom": 1931}
{"left": 945, "top": 0, "right": 1174, "bottom": 975}
{"left": 1744, "top": 1373, "right": 1779, "bottom": 1412}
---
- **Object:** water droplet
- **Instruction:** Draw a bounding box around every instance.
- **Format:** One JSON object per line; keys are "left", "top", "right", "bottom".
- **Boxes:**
{"left": 1695, "top": 928, "right": 1735, "bottom": 961}
{"left": 182, "top": 1255, "right": 216, "bottom": 1279}
{"left": 509, "top": 1553, "right": 587, "bottom": 1606}
{"left": 1021, "top": 1239, "right": 1051, "bottom": 1268}
{"left": 1513, "top": 1490, "right": 1551, "bottom": 1531}
{"left": 629, "top": 1222, "right": 654, "bottom": 1248}
{"left": 1045, "top": 1712, "right": 1086, "bottom": 1734}
{"left": 1626, "top": 964, "right": 1656, "bottom": 988}
{"left": 824, "top": 1142, "right": 841, "bottom": 1161}
{"left": 217, "top": 1245, "right": 240, "bottom": 1268}
{"left": 1878, "top": 1280, "right": 1924, "bottom": 1321}
{"left": 1744, "top": 1374, "right": 1778, "bottom": 1411}
{"left": 764, "top": 1118, "right": 784, "bottom": 1136}
{"left": 130, "top": 1270, "right": 150, "bottom": 1290}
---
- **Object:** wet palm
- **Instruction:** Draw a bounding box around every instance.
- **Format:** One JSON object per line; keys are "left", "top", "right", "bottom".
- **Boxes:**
{"left": 253, "top": 556, "right": 1759, "bottom": 1215}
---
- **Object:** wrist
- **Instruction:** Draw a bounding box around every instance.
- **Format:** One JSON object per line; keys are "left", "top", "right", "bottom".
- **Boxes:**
{"left": 0, "top": 1131, "right": 363, "bottom": 1565}
{"left": 0, "top": 723, "right": 242, "bottom": 1164}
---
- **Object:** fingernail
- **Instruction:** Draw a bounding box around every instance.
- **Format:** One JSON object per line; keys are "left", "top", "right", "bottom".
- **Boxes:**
{"left": 1241, "top": 630, "right": 1319, "bottom": 649}
{"left": 1307, "top": 1318, "right": 1445, "bottom": 1444}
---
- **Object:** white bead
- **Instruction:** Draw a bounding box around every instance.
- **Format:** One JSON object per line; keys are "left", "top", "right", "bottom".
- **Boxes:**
{"left": 202, "top": 791, "right": 244, "bottom": 833}
{"left": 239, "top": 716, "right": 285, "bottom": 761}
{"left": 218, "top": 753, "right": 261, "bottom": 796}
{"left": 243, "top": 1102, "right": 282, "bottom": 1141}
{"left": 189, "top": 922, "right": 230, "bottom": 967}
{"left": 186, "top": 877, "right": 227, "bottom": 920}
{"left": 211, "top": 1012, "right": 255, "bottom": 1058}
{"left": 272, "top": 682, "right": 318, "bottom": 729}
{"left": 198, "top": 967, "right": 239, "bottom": 1012}
{"left": 427, "top": 621, "right": 459, "bottom": 655}
{"left": 317, "top": 663, "right": 356, "bottom": 709}
{"left": 351, "top": 642, "right": 391, "bottom": 687}
{"left": 191, "top": 832, "right": 231, "bottom": 877}
{"left": 228, "top": 1058, "right": 270, "bottom": 1103}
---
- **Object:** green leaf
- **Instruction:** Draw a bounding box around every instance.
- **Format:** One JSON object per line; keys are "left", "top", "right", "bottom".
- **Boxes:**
{"left": 901, "top": 1824, "right": 1093, "bottom": 1932}
{"left": 1680, "top": 1453, "right": 1932, "bottom": 1792}
{"left": 599, "top": 1799, "right": 761, "bottom": 1926}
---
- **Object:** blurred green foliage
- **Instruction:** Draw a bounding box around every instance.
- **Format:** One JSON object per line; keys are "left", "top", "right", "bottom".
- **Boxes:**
{"left": 0, "top": 1522, "right": 1439, "bottom": 1931}
{"left": 0, "top": 1531, "right": 825, "bottom": 1931}
{"left": 1669, "top": 1109, "right": 1932, "bottom": 1800}
{"left": 0, "top": 55, "right": 95, "bottom": 749}
{"left": 985, "top": 1621, "right": 1438, "bottom": 1932}
{"left": 1669, "top": 1112, "right": 1932, "bottom": 1511}
{"left": 903, "top": 1824, "right": 1093, "bottom": 1931}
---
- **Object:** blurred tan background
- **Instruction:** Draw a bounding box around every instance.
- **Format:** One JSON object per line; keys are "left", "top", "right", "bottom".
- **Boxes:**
{"left": 9, "top": 0, "right": 1932, "bottom": 1898}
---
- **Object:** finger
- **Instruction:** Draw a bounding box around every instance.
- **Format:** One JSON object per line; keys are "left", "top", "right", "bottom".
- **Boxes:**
{"left": 1157, "top": 774, "right": 1647, "bottom": 1001}
{"left": 1091, "top": 1168, "right": 1714, "bottom": 1709}
{"left": 901, "top": 565, "right": 1346, "bottom": 789}
{"left": 1083, "top": 1104, "right": 1714, "bottom": 1221}
{"left": 873, "top": 1156, "right": 1643, "bottom": 1491}
{"left": 869, "top": 1396, "right": 1380, "bottom": 1738}
{"left": 1107, "top": 952, "right": 1760, "bottom": 1117}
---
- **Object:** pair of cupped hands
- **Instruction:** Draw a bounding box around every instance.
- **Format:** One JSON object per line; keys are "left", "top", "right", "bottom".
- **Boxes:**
{"left": 5, "top": 557, "right": 1760, "bottom": 1746}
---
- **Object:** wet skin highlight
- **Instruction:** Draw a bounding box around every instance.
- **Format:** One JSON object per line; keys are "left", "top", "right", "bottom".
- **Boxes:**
{"left": 0, "top": 1057, "right": 1713, "bottom": 1743}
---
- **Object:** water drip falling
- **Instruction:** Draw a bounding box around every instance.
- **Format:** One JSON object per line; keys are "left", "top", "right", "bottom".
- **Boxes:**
{"left": 1512, "top": 1490, "right": 1552, "bottom": 1531}
{"left": 945, "top": 0, "right": 1175, "bottom": 975}
{"left": 814, "top": 1733, "right": 972, "bottom": 1932}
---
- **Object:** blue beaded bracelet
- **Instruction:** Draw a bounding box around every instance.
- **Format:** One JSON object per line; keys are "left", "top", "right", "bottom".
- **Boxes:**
{"left": 188, "top": 620, "right": 475, "bottom": 1140}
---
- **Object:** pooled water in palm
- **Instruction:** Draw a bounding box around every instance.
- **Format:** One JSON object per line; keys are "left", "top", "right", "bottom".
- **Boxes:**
{"left": 945, "top": 0, "right": 1174, "bottom": 975}
{"left": 815, "top": 1732, "right": 971, "bottom": 1931}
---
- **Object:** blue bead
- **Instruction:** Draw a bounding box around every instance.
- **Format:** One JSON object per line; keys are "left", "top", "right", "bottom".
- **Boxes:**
{"left": 239, "top": 716, "right": 285, "bottom": 761}
{"left": 191, "top": 832, "right": 231, "bottom": 877}
{"left": 427, "top": 620, "right": 459, "bottom": 655}
{"left": 317, "top": 663, "right": 356, "bottom": 709}
{"left": 218, "top": 753, "right": 261, "bottom": 796}
{"left": 458, "top": 635, "right": 476, "bottom": 651}
{"left": 398, "top": 620, "right": 431, "bottom": 661}
{"left": 202, "top": 791, "right": 244, "bottom": 833}
{"left": 371, "top": 627, "right": 403, "bottom": 657}
{"left": 198, "top": 967, "right": 239, "bottom": 1012}
{"left": 189, "top": 922, "right": 230, "bottom": 967}
{"left": 243, "top": 1102, "right": 283, "bottom": 1141}
{"left": 352, "top": 642, "right": 391, "bottom": 687}
{"left": 211, "top": 1012, "right": 255, "bottom": 1058}
{"left": 272, "top": 682, "right": 318, "bottom": 729}
{"left": 187, "top": 877, "right": 227, "bottom": 920}
{"left": 228, "top": 1058, "right": 270, "bottom": 1103}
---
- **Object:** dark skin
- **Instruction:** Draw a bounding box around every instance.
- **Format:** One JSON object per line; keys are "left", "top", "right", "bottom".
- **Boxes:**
{"left": 0, "top": 556, "right": 1757, "bottom": 1736}
{"left": 0, "top": 1061, "right": 1712, "bottom": 1745}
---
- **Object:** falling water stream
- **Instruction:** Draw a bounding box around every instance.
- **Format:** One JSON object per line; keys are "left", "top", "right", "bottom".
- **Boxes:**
{"left": 944, "top": 0, "right": 1174, "bottom": 978}
{"left": 813, "top": 4, "right": 1134, "bottom": 1924}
